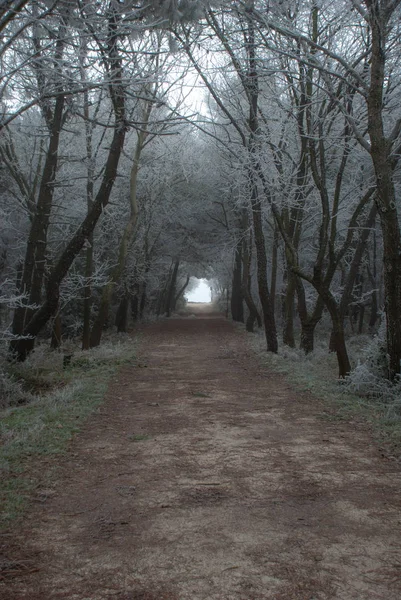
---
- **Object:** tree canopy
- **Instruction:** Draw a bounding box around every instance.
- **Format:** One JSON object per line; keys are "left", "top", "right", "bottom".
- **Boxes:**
{"left": 1, "top": 0, "right": 400, "bottom": 381}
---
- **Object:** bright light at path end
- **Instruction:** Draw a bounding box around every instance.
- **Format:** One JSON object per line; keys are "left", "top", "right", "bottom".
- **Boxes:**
{"left": 185, "top": 279, "right": 212, "bottom": 303}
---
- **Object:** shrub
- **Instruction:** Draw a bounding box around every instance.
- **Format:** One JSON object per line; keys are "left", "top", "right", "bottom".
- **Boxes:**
{"left": 345, "top": 320, "right": 401, "bottom": 408}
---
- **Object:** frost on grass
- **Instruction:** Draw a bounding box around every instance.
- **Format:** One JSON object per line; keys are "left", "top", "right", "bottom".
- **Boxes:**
{"left": 0, "top": 335, "right": 136, "bottom": 526}
{"left": 251, "top": 324, "right": 401, "bottom": 430}
{"left": 0, "top": 333, "right": 135, "bottom": 410}
{"left": 345, "top": 322, "right": 401, "bottom": 414}
{"left": 78, "top": 335, "right": 133, "bottom": 365}
{"left": 0, "top": 365, "right": 34, "bottom": 409}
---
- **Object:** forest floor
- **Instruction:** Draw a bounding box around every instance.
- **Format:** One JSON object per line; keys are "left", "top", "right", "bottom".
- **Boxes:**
{"left": 1, "top": 304, "right": 401, "bottom": 600}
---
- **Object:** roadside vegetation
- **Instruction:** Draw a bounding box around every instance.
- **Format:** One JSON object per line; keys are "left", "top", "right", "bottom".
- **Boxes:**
{"left": 252, "top": 324, "right": 401, "bottom": 459}
{"left": 0, "top": 336, "right": 136, "bottom": 529}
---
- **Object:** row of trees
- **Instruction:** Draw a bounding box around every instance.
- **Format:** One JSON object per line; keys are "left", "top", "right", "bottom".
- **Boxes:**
{"left": 0, "top": 0, "right": 221, "bottom": 357}
{"left": 173, "top": 0, "right": 400, "bottom": 378}
{"left": 0, "top": 0, "right": 400, "bottom": 381}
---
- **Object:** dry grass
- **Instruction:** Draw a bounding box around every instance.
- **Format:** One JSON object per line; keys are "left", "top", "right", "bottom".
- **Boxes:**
{"left": 0, "top": 334, "right": 137, "bottom": 529}
{"left": 250, "top": 329, "right": 401, "bottom": 459}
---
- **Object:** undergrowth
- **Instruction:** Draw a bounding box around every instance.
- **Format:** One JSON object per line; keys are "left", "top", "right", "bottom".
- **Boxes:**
{"left": 0, "top": 334, "right": 137, "bottom": 529}
{"left": 251, "top": 331, "right": 401, "bottom": 459}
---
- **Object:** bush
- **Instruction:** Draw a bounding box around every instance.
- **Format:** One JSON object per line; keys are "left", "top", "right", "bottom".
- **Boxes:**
{"left": 0, "top": 366, "right": 33, "bottom": 409}
{"left": 345, "top": 321, "right": 401, "bottom": 408}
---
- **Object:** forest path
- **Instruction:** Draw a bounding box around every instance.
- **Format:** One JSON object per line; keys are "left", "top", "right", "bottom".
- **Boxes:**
{"left": 2, "top": 307, "right": 401, "bottom": 600}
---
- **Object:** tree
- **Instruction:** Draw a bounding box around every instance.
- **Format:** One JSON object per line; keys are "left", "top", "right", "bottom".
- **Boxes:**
{"left": 8, "top": 0, "right": 128, "bottom": 360}
{"left": 176, "top": 3, "right": 279, "bottom": 352}
{"left": 251, "top": 0, "right": 401, "bottom": 377}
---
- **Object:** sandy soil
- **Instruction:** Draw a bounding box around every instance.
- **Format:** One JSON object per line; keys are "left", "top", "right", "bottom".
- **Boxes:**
{"left": 1, "top": 306, "right": 401, "bottom": 599}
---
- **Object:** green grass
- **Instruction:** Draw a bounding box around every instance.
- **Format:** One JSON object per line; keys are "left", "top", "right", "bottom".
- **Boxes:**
{"left": 0, "top": 338, "right": 137, "bottom": 530}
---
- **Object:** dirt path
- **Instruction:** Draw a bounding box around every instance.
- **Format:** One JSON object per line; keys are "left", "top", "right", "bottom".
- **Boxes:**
{"left": 2, "top": 308, "right": 401, "bottom": 600}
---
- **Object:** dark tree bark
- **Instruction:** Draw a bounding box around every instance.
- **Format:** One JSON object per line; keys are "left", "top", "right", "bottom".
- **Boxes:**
{"left": 368, "top": 225, "right": 379, "bottom": 331}
{"left": 300, "top": 322, "right": 316, "bottom": 355}
{"left": 202, "top": 3, "right": 277, "bottom": 351}
{"left": 14, "top": 121, "right": 126, "bottom": 360}
{"left": 10, "top": 19, "right": 67, "bottom": 350}
{"left": 250, "top": 181, "right": 278, "bottom": 352}
{"left": 139, "top": 284, "right": 147, "bottom": 319}
{"left": 10, "top": 96, "right": 65, "bottom": 347}
{"left": 115, "top": 295, "right": 130, "bottom": 332}
{"left": 81, "top": 235, "right": 94, "bottom": 350}
{"left": 11, "top": 4, "right": 127, "bottom": 361}
{"left": 270, "top": 223, "right": 279, "bottom": 318}
{"left": 282, "top": 273, "right": 296, "bottom": 348}
{"left": 131, "top": 294, "right": 139, "bottom": 322}
{"left": 174, "top": 274, "right": 190, "bottom": 311}
{"left": 90, "top": 98, "right": 149, "bottom": 347}
{"left": 50, "top": 313, "right": 62, "bottom": 349}
{"left": 358, "top": 303, "right": 365, "bottom": 334}
{"left": 365, "top": 0, "right": 401, "bottom": 379}
{"left": 325, "top": 203, "right": 377, "bottom": 374}
{"left": 81, "top": 63, "right": 95, "bottom": 350}
{"left": 241, "top": 218, "right": 261, "bottom": 332}
{"left": 165, "top": 259, "right": 179, "bottom": 317}
{"left": 295, "top": 274, "right": 324, "bottom": 355}
{"left": 231, "top": 239, "right": 244, "bottom": 322}
{"left": 0, "top": 0, "right": 30, "bottom": 34}
{"left": 247, "top": 4, "right": 277, "bottom": 352}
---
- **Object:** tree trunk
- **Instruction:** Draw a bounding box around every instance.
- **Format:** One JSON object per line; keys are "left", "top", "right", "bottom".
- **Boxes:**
{"left": 251, "top": 194, "right": 278, "bottom": 352}
{"left": 82, "top": 236, "right": 93, "bottom": 350}
{"left": 174, "top": 274, "right": 190, "bottom": 310}
{"left": 131, "top": 294, "right": 139, "bottom": 322}
{"left": 9, "top": 7, "right": 126, "bottom": 361}
{"left": 329, "top": 203, "right": 377, "bottom": 355}
{"left": 50, "top": 313, "right": 62, "bottom": 349}
{"left": 299, "top": 308, "right": 323, "bottom": 355}
{"left": 369, "top": 290, "right": 379, "bottom": 331}
{"left": 330, "top": 318, "right": 351, "bottom": 379}
{"left": 139, "top": 284, "right": 147, "bottom": 319}
{"left": 231, "top": 239, "right": 244, "bottom": 322}
{"left": 115, "top": 295, "right": 130, "bottom": 332}
{"left": 166, "top": 259, "right": 180, "bottom": 317}
{"left": 321, "top": 289, "right": 351, "bottom": 378}
{"left": 294, "top": 270, "right": 324, "bottom": 355}
{"left": 247, "top": 5, "right": 277, "bottom": 353}
{"left": 81, "top": 62, "right": 95, "bottom": 351}
{"left": 10, "top": 94, "right": 65, "bottom": 350}
{"left": 300, "top": 322, "right": 316, "bottom": 354}
{"left": 156, "top": 281, "right": 168, "bottom": 317}
{"left": 241, "top": 223, "right": 261, "bottom": 332}
{"left": 270, "top": 222, "right": 279, "bottom": 318}
{"left": 10, "top": 18, "right": 66, "bottom": 347}
{"left": 282, "top": 273, "right": 296, "bottom": 348}
{"left": 90, "top": 107, "right": 148, "bottom": 347}
{"left": 11, "top": 111, "right": 126, "bottom": 360}
{"left": 366, "top": 4, "right": 401, "bottom": 379}
{"left": 368, "top": 226, "right": 379, "bottom": 331}
{"left": 328, "top": 329, "right": 336, "bottom": 353}
{"left": 358, "top": 304, "right": 365, "bottom": 334}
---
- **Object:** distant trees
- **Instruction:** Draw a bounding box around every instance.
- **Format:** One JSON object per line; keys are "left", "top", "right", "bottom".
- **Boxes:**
{"left": 172, "top": 0, "right": 400, "bottom": 378}
{"left": 1, "top": 0, "right": 212, "bottom": 358}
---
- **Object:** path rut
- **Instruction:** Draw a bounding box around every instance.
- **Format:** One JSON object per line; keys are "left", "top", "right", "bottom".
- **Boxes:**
{"left": 2, "top": 310, "right": 401, "bottom": 599}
